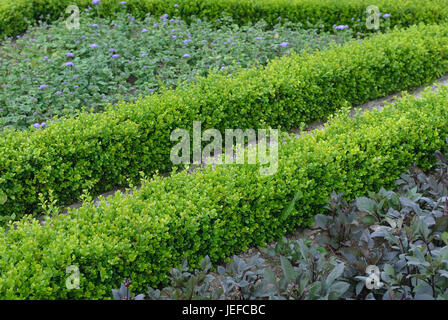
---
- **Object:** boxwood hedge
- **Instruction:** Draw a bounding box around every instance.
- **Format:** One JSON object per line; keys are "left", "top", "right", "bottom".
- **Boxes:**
{"left": 1, "top": 0, "right": 448, "bottom": 38}
{"left": 1, "top": 23, "right": 448, "bottom": 222}
{"left": 1, "top": 86, "right": 447, "bottom": 299}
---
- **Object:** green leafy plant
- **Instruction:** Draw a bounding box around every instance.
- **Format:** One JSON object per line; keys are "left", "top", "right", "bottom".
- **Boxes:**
{"left": 262, "top": 239, "right": 349, "bottom": 300}
{"left": 1, "top": 0, "right": 447, "bottom": 39}
{"left": 1, "top": 85, "right": 447, "bottom": 299}
{"left": 114, "top": 141, "right": 448, "bottom": 301}
{"left": 2, "top": 23, "right": 448, "bottom": 222}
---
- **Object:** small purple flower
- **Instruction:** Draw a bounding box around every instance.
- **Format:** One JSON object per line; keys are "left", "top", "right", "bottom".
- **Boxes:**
{"left": 183, "top": 53, "right": 191, "bottom": 58}
{"left": 383, "top": 13, "right": 391, "bottom": 18}
{"left": 161, "top": 14, "right": 169, "bottom": 19}
{"left": 40, "top": 122, "right": 47, "bottom": 128}
{"left": 90, "top": 43, "right": 99, "bottom": 49}
{"left": 56, "top": 91, "right": 63, "bottom": 95}
{"left": 65, "top": 61, "right": 74, "bottom": 67}
{"left": 197, "top": 19, "right": 202, "bottom": 23}
{"left": 92, "top": 0, "right": 100, "bottom": 4}
{"left": 174, "top": 3, "right": 179, "bottom": 7}
{"left": 66, "top": 52, "right": 74, "bottom": 57}
{"left": 43, "top": 56, "right": 49, "bottom": 60}
{"left": 279, "top": 41, "right": 289, "bottom": 47}
{"left": 149, "top": 89, "right": 154, "bottom": 93}
{"left": 141, "top": 53, "right": 147, "bottom": 57}
{"left": 143, "top": 65, "right": 148, "bottom": 69}
{"left": 109, "top": 48, "right": 115, "bottom": 52}
{"left": 141, "top": 28, "right": 148, "bottom": 33}
{"left": 32, "top": 123, "right": 41, "bottom": 129}
{"left": 39, "top": 84, "right": 49, "bottom": 90}
{"left": 153, "top": 23, "right": 159, "bottom": 27}
{"left": 30, "top": 97, "right": 35, "bottom": 102}
{"left": 334, "top": 25, "right": 349, "bottom": 30}
{"left": 172, "top": 35, "right": 177, "bottom": 39}
{"left": 120, "top": 1, "right": 126, "bottom": 4}
{"left": 74, "top": 85, "right": 79, "bottom": 89}
{"left": 183, "top": 39, "right": 191, "bottom": 44}
{"left": 91, "top": 24, "right": 99, "bottom": 28}
{"left": 256, "top": 37, "right": 262, "bottom": 40}
{"left": 112, "top": 54, "right": 121, "bottom": 59}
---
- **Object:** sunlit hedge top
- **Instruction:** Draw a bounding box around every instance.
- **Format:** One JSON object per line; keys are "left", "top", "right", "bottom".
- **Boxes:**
{"left": 1, "top": 0, "right": 448, "bottom": 38}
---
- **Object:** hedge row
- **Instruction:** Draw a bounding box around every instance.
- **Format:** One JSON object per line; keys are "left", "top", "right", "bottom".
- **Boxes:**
{"left": 1, "top": 0, "right": 448, "bottom": 38}
{"left": 1, "top": 86, "right": 448, "bottom": 299}
{"left": 1, "top": 23, "right": 448, "bottom": 222}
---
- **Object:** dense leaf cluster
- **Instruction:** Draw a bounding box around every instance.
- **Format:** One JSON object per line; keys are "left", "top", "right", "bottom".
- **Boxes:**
{"left": 116, "top": 142, "right": 448, "bottom": 300}
{"left": 1, "top": 0, "right": 447, "bottom": 38}
{"left": 2, "top": 24, "right": 448, "bottom": 222}
{"left": 1, "top": 85, "right": 447, "bottom": 299}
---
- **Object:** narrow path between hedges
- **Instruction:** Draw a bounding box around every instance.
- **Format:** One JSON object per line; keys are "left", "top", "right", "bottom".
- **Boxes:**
{"left": 58, "top": 74, "right": 448, "bottom": 218}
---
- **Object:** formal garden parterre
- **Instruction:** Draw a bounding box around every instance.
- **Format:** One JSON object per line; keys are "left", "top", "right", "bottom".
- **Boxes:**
{"left": 0, "top": 0, "right": 448, "bottom": 300}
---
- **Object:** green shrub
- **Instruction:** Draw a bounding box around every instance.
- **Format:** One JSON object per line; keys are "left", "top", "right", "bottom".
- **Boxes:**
{"left": 1, "top": 85, "right": 448, "bottom": 299}
{"left": 124, "top": 149, "right": 448, "bottom": 301}
{"left": 1, "top": 0, "right": 448, "bottom": 38}
{"left": 1, "top": 23, "right": 448, "bottom": 222}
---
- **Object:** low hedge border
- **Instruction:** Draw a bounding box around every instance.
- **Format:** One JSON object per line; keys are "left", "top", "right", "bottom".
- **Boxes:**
{"left": 1, "top": 23, "right": 448, "bottom": 222}
{"left": 1, "top": 86, "right": 447, "bottom": 299}
{"left": 1, "top": 0, "right": 448, "bottom": 38}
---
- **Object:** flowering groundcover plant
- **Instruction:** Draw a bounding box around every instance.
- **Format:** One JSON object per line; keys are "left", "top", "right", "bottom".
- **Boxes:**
{"left": 0, "top": 10, "right": 353, "bottom": 130}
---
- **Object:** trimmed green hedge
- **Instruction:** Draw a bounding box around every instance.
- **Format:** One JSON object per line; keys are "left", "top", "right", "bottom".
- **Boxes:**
{"left": 1, "top": 0, "right": 448, "bottom": 38}
{"left": 1, "top": 86, "right": 447, "bottom": 299}
{"left": 1, "top": 23, "right": 448, "bottom": 222}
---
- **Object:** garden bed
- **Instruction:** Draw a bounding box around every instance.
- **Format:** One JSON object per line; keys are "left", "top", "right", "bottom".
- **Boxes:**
{"left": 1, "top": 0, "right": 448, "bottom": 301}
{"left": 1, "top": 86, "right": 447, "bottom": 299}
{"left": 0, "top": 10, "right": 353, "bottom": 130}
{"left": 1, "top": 23, "right": 448, "bottom": 222}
